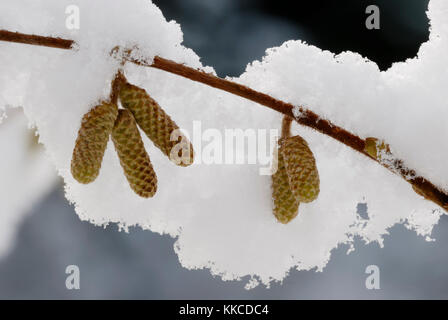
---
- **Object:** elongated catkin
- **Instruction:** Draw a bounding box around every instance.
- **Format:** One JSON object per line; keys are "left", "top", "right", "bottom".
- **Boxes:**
{"left": 119, "top": 83, "right": 194, "bottom": 166}
{"left": 71, "top": 103, "right": 118, "bottom": 184}
{"left": 281, "top": 136, "right": 320, "bottom": 203}
{"left": 112, "top": 109, "right": 157, "bottom": 198}
{"left": 271, "top": 145, "right": 300, "bottom": 224}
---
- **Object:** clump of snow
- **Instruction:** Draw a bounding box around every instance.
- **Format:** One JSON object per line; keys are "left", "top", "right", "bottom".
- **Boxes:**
{"left": 0, "top": 0, "right": 447, "bottom": 286}
{"left": 0, "top": 108, "right": 56, "bottom": 258}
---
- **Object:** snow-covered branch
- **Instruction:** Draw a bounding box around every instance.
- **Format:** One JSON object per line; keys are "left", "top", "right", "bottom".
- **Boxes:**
{"left": 1, "top": 29, "right": 446, "bottom": 212}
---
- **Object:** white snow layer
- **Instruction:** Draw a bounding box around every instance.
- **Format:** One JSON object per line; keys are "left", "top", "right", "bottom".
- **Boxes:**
{"left": 0, "top": 0, "right": 447, "bottom": 286}
{"left": 0, "top": 108, "right": 56, "bottom": 259}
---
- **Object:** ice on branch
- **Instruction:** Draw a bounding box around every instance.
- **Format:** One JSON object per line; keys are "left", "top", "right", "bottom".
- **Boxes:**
{"left": 0, "top": 0, "right": 447, "bottom": 286}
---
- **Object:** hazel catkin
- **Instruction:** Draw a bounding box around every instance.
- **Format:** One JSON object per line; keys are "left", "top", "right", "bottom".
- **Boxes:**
{"left": 280, "top": 136, "right": 320, "bottom": 203}
{"left": 271, "top": 135, "right": 320, "bottom": 223}
{"left": 71, "top": 102, "right": 118, "bottom": 184}
{"left": 271, "top": 145, "right": 300, "bottom": 224}
{"left": 119, "top": 83, "right": 194, "bottom": 167}
{"left": 112, "top": 109, "right": 157, "bottom": 198}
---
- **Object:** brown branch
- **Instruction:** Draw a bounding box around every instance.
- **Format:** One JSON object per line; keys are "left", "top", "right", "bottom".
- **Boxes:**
{"left": 0, "top": 30, "right": 74, "bottom": 49}
{"left": 1, "top": 29, "right": 447, "bottom": 212}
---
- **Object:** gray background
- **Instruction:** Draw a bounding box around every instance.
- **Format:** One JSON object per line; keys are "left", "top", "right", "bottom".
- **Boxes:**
{"left": 1, "top": 0, "right": 446, "bottom": 299}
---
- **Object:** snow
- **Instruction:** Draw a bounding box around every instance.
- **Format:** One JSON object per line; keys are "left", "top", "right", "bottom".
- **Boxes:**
{"left": 0, "top": 0, "right": 447, "bottom": 286}
{"left": 0, "top": 108, "right": 56, "bottom": 259}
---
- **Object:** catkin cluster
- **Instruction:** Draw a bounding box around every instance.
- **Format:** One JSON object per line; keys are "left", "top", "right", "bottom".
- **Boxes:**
{"left": 271, "top": 127, "right": 320, "bottom": 224}
{"left": 71, "top": 74, "right": 193, "bottom": 198}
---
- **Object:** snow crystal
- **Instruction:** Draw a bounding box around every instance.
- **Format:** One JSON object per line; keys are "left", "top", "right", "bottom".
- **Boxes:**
{"left": 0, "top": 0, "right": 447, "bottom": 286}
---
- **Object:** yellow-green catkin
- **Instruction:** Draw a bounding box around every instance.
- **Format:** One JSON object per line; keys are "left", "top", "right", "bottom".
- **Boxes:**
{"left": 71, "top": 102, "right": 118, "bottom": 184}
{"left": 281, "top": 136, "right": 320, "bottom": 203}
{"left": 112, "top": 109, "right": 157, "bottom": 198}
{"left": 119, "top": 83, "right": 194, "bottom": 166}
{"left": 271, "top": 144, "right": 300, "bottom": 224}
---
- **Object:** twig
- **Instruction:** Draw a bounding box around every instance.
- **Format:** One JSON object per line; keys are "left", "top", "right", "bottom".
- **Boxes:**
{"left": 109, "top": 70, "right": 126, "bottom": 105}
{"left": 1, "top": 29, "right": 447, "bottom": 211}
{"left": 0, "top": 30, "right": 74, "bottom": 49}
{"left": 281, "top": 115, "right": 292, "bottom": 139}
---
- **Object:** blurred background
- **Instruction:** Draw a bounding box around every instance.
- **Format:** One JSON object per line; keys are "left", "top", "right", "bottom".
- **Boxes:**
{"left": 2, "top": 0, "right": 446, "bottom": 299}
